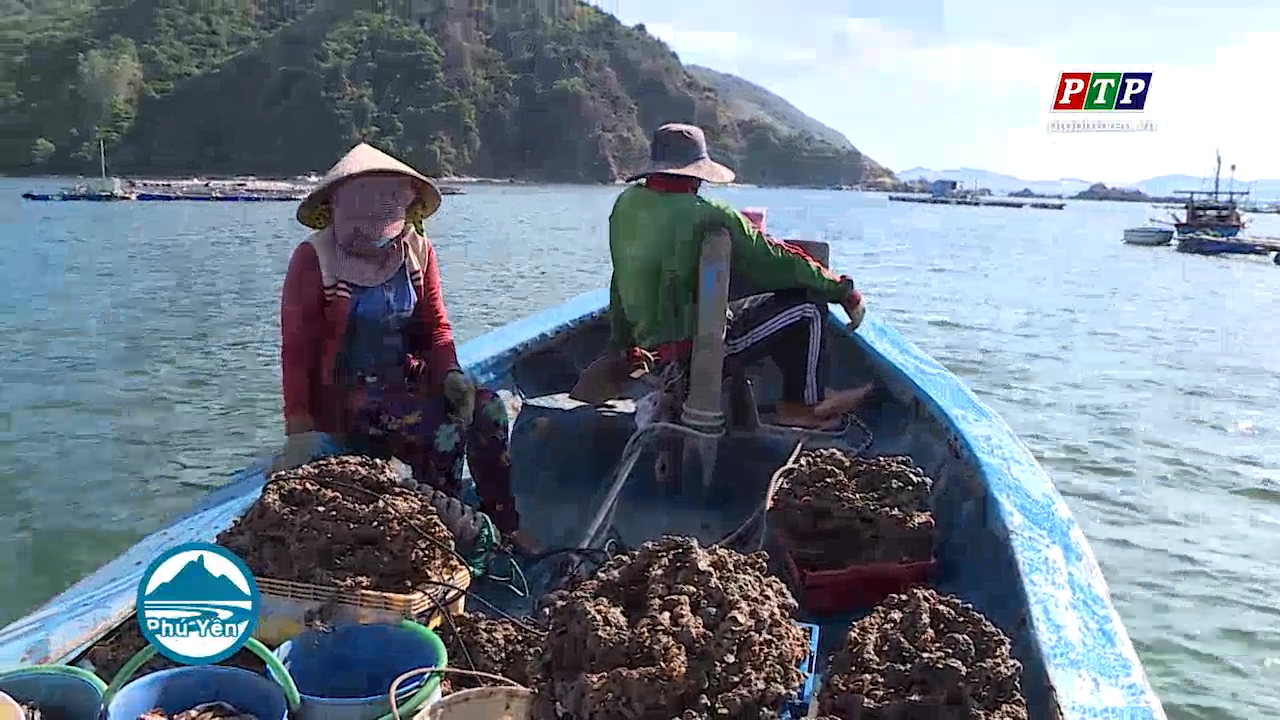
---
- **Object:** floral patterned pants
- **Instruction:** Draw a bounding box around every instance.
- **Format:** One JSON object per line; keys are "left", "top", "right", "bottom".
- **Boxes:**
{"left": 346, "top": 387, "right": 518, "bottom": 532}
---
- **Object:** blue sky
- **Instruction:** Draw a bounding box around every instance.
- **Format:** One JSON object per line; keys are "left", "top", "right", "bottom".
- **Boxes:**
{"left": 600, "top": 0, "right": 1280, "bottom": 183}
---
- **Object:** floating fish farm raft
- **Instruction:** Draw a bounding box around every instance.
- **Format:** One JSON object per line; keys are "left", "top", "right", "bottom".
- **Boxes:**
{"left": 888, "top": 194, "right": 1065, "bottom": 210}
{"left": 20, "top": 178, "right": 465, "bottom": 202}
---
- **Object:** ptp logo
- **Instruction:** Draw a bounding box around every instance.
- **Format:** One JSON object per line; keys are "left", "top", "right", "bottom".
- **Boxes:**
{"left": 1052, "top": 72, "right": 1152, "bottom": 111}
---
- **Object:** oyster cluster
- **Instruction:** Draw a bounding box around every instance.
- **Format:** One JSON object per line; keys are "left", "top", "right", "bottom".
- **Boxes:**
{"left": 217, "top": 455, "right": 463, "bottom": 591}
{"left": 533, "top": 536, "right": 809, "bottom": 719}
{"left": 138, "top": 702, "right": 257, "bottom": 720}
{"left": 437, "top": 611, "right": 545, "bottom": 694}
{"left": 770, "top": 450, "right": 934, "bottom": 569}
{"left": 818, "top": 587, "right": 1028, "bottom": 719}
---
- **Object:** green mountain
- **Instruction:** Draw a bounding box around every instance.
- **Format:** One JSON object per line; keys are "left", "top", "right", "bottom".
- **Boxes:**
{"left": 0, "top": 0, "right": 894, "bottom": 186}
{"left": 685, "top": 65, "right": 853, "bottom": 151}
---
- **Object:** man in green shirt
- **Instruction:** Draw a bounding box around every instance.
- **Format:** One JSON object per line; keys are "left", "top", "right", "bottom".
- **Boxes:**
{"left": 608, "top": 123, "right": 870, "bottom": 430}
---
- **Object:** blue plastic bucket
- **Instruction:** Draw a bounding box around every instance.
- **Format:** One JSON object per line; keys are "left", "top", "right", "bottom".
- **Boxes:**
{"left": 274, "top": 621, "right": 446, "bottom": 720}
{"left": 105, "top": 666, "right": 289, "bottom": 720}
{"left": 0, "top": 666, "right": 107, "bottom": 720}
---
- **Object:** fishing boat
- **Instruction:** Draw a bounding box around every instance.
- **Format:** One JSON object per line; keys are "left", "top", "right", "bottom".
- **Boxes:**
{"left": 1170, "top": 153, "right": 1248, "bottom": 237}
{"left": 0, "top": 210, "right": 1166, "bottom": 719}
{"left": 21, "top": 177, "right": 131, "bottom": 202}
{"left": 20, "top": 186, "right": 130, "bottom": 201}
{"left": 20, "top": 141, "right": 133, "bottom": 202}
{"left": 1122, "top": 227, "right": 1175, "bottom": 246}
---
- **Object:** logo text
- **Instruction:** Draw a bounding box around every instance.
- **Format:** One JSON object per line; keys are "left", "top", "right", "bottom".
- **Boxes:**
{"left": 1052, "top": 72, "right": 1152, "bottom": 111}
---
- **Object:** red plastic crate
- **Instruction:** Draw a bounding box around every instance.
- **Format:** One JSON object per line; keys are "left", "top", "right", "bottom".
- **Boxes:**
{"left": 781, "top": 546, "right": 937, "bottom": 617}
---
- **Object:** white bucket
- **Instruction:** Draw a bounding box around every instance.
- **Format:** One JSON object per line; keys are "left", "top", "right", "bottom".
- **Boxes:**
{"left": 415, "top": 687, "right": 534, "bottom": 720}
{"left": 0, "top": 691, "right": 24, "bottom": 720}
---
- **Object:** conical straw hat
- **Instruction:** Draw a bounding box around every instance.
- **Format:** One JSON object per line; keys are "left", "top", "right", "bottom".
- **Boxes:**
{"left": 296, "top": 143, "right": 442, "bottom": 229}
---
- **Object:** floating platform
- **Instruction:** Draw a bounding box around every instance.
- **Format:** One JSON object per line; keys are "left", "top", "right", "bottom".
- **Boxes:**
{"left": 888, "top": 195, "right": 1065, "bottom": 210}
{"left": 24, "top": 187, "right": 463, "bottom": 202}
{"left": 22, "top": 192, "right": 302, "bottom": 202}
{"left": 134, "top": 193, "right": 303, "bottom": 202}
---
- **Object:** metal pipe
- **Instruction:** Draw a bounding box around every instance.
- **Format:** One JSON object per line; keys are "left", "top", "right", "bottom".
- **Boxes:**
{"left": 577, "top": 229, "right": 736, "bottom": 553}
{"left": 680, "top": 227, "right": 732, "bottom": 435}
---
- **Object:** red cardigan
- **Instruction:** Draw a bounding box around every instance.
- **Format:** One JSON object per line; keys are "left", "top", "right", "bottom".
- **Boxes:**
{"left": 280, "top": 228, "right": 460, "bottom": 435}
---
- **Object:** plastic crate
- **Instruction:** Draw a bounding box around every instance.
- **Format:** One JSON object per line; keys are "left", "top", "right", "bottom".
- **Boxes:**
{"left": 782, "top": 621, "right": 821, "bottom": 719}
{"left": 783, "top": 547, "right": 936, "bottom": 617}
{"left": 254, "top": 565, "right": 471, "bottom": 646}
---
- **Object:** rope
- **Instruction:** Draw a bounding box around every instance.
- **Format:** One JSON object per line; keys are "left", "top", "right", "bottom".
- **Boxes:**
{"left": 713, "top": 439, "right": 803, "bottom": 553}
{"left": 846, "top": 413, "right": 875, "bottom": 455}
{"left": 388, "top": 667, "right": 531, "bottom": 720}
{"left": 577, "top": 420, "right": 722, "bottom": 551}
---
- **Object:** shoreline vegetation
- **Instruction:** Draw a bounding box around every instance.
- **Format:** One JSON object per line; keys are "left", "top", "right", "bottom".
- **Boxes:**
{"left": 8, "top": 174, "right": 1200, "bottom": 204}
{"left": 0, "top": 1, "right": 896, "bottom": 188}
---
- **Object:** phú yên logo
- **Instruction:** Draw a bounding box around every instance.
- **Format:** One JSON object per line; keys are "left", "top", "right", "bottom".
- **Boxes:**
{"left": 136, "top": 542, "right": 260, "bottom": 665}
{"left": 1052, "top": 72, "right": 1152, "bottom": 111}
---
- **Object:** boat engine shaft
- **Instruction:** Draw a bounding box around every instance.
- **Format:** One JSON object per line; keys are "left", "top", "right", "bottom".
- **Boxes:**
{"left": 576, "top": 227, "right": 734, "bottom": 555}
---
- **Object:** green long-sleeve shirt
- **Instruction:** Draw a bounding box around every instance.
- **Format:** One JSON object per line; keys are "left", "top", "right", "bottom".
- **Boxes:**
{"left": 608, "top": 185, "right": 852, "bottom": 351}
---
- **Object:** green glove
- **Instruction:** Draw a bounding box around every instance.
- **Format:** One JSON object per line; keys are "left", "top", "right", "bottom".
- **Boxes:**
{"left": 443, "top": 369, "right": 476, "bottom": 427}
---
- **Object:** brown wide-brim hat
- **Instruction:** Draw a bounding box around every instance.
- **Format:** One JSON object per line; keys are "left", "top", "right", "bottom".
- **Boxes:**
{"left": 296, "top": 143, "right": 443, "bottom": 229}
{"left": 625, "top": 123, "right": 736, "bottom": 184}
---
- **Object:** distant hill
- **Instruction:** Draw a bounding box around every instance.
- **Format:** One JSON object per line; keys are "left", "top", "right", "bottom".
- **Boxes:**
{"left": 145, "top": 554, "right": 250, "bottom": 602}
{"left": 896, "top": 167, "right": 1094, "bottom": 196}
{"left": 1133, "top": 174, "right": 1280, "bottom": 199}
{"left": 686, "top": 65, "right": 852, "bottom": 149}
{"left": 900, "top": 167, "right": 1280, "bottom": 199}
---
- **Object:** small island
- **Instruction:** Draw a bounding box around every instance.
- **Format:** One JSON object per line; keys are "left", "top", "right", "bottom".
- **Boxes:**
{"left": 1009, "top": 188, "right": 1064, "bottom": 199}
{"left": 1071, "top": 183, "right": 1180, "bottom": 204}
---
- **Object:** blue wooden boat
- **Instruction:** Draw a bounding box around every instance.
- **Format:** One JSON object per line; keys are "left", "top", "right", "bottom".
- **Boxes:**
{"left": 0, "top": 228, "right": 1166, "bottom": 719}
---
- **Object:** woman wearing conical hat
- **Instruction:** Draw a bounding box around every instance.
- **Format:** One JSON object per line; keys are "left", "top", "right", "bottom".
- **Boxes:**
{"left": 273, "top": 143, "right": 534, "bottom": 552}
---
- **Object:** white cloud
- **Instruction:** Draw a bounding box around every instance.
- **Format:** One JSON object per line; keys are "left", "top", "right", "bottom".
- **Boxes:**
{"left": 644, "top": 22, "right": 740, "bottom": 60}
{"left": 839, "top": 18, "right": 1050, "bottom": 89}
{"left": 1005, "top": 31, "right": 1280, "bottom": 181}
{"left": 645, "top": 15, "right": 1280, "bottom": 179}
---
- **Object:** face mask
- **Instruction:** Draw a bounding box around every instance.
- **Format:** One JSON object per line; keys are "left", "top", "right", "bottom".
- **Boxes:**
{"left": 372, "top": 235, "right": 397, "bottom": 249}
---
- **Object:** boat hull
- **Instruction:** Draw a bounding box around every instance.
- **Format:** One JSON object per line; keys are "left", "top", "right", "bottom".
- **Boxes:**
{"left": 1176, "top": 234, "right": 1271, "bottom": 256}
{"left": 1123, "top": 228, "right": 1174, "bottom": 246}
{"left": 0, "top": 291, "right": 1166, "bottom": 720}
{"left": 1174, "top": 223, "right": 1241, "bottom": 237}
